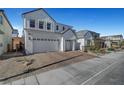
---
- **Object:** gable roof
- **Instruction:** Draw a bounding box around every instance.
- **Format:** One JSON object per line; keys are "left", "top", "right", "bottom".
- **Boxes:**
{"left": 76, "top": 30, "right": 88, "bottom": 38}
{"left": 0, "top": 10, "right": 13, "bottom": 30}
{"left": 76, "top": 30, "right": 100, "bottom": 38}
{"left": 101, "top": 35, "right": 123, "bottom": 38}
{"left": 56, "top": 22, "right": 73, "bottom": 28}
{"left": 61, "top": 28, "right": 77, "bottom": 38}
{"left": 61, "top": 28, "right": 72, "bottom": 34}
{"left": 22, "top": 8, "right": 56, "bottom": 22}
{"left": 22, "top": 8, "right": 74, "bottom": 28}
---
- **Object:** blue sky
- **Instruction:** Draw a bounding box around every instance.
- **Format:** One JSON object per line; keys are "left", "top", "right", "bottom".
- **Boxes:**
{"left": 1, "top": 8, "right": 124, "bottom": 37}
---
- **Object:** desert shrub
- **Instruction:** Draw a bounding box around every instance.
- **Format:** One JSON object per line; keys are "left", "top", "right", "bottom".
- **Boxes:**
{"left": 87, "top": 46, "right": 100, "bottom": 53}
{"left": 120, "top": 41, "right": 124, "bottom": 49}
{"left": 98, "top": 48, "right": 106, "bottom": 54}
{"left": 121, "top": 46, "right": 124, "bottom": 49}
{"left": 89, "top": 46, "right": 96, "bottom": 51}
{"left": 86, "top": 46, "right": 107, "bottom": 55}
{"left": 107, "top": 48, "right": 115, "bottom": 51}
{"left": 89, "top": 46, "right": 98, "bottom": 51}
{"left": 121, "top": 41, "right": 124, "bottom": 45}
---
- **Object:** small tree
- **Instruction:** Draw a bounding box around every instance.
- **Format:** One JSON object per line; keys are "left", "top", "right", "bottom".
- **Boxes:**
{"left": 121, "top": 41, "right": 124, "bottom": 45}
{"left": 120, "top": 41, "right": 124, "bottom": 48}
{"left": 94, "top": 39, "right": 102, "bottom": 50}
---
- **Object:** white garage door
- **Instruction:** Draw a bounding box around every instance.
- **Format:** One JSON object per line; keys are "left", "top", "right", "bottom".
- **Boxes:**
{"left": 33, "top": 38, "right": 60, "bottom": 53}
{"left": 65, "top": 40, "right": 72, "bottom": 51}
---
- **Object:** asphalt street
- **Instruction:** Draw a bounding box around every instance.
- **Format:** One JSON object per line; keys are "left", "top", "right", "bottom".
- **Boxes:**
{"left": 95, "top": 58, "right": 124, "bottom": 85}
{"left": 1, "top": 51, "right": 124, "bottom": 85}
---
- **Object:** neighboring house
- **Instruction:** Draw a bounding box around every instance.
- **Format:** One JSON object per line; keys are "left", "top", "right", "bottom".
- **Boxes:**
{"left": 12, "top": 29, "right": 19, "bottom": 37}
{"left": 0, "top": 29, "right": 4, "bottom": 55}
{"left": 12, "top": 29, "right": 24, "bottom": 51}
{"left": 101, "top": 35, "right": 123, "bottom": 48}
{"left": 76, "top": 30, "right": 100, "bottom": 51}
{"left": 0, "top": 10, "right": 13, "bottom": 55}
{"left": 22, "top": 8, "right": 77, "bottom": 54}
{"left": 12, "top": 37, "right": 24, "bottom": 52}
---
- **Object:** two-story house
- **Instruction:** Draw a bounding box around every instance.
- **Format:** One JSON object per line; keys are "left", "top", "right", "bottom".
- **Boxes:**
{"left": 0, "top": 10, "right": 13, "bottom": 55}
{"left": 76, "top": 30, "right": 100, "bottom": 51}
{"left": 22, "top": 8, "right": 77, "bottom": 54}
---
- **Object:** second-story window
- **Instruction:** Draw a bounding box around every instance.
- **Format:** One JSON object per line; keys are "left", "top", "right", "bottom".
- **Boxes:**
{"left": 56, "top": 25, "right": 59, "bottom": 30}
{"left": 47, "top": 23, "right": 51, "bottom": 30}
{"left": 39, "top": 21, "right": 44, "bottom": 29}
{"left": 0, "top": 16, "right": 3, "bottom": 25}
{"left": 30, "top": 19, "right": 35, "bottom": 28}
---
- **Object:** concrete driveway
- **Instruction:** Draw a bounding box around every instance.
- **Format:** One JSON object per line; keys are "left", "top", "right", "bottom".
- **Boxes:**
{"left": 1, "top": 51, "right": 124, "bottom": 85}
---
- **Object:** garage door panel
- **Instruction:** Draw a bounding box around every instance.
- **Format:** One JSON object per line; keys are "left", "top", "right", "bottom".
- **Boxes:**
{"left": 33, "top": 39, "right": 59, "bottom": 53}
{"left": 65, "top": 40, "right": 72, "bottom": 51}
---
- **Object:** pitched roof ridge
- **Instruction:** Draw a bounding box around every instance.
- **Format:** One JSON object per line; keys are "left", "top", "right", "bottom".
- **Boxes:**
{"left": 61, "top": 28, "right": 71, "bottom": 34}
{"left": 0, "top": 10, "right": 4, "bottom": 12}
{"left": 101, "top": 34, "right": 123, "bottom": 37}
{"left": 0, "top": 10, "right": 13, "bottom": 30}
{"left": 56, "top": 22, "right": 73, "bottom": 28}
{"left": 22, "top": 8, "right": 42, "bottom": 15}
{"left": 22, "top": 8, "right": 56, "bottom": 22}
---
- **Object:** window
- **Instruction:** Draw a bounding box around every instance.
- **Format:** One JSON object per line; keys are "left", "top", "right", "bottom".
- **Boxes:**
{"left": 41, "top": 38, "right": 44, "bottom": 41}
{"left": 28, "top": 33, "right": 31, "bottom": 35}
{"left": 0, "top": 43, "right": 3, "bottom": 47}
{"left": 0, "top": 16, "right": 3, "bottom": 25}
{"left": 33, "top": 38, "right": 36, "bottom": 40}
{"left": 29, "top": 37, "right": 31, "bottom": 40}
{"left": 87, "top": 40, "right": 91, "bottom": 46}
{"left": 47, "top": 23, "right": 51, "bottom": 30}
{"left": 48, "top": 39, "right": 50, "bottom": 41}
{"left": 30, "top": 19, "right": 35, "bottom": 28}
{"left": 37, "top": 38, "right": 40, "bottom": 40}
{"left": 63, "top": 27, "right": 65, "bottom": 31}
{"left": 56, "top": 25, "right": 59, "bottom": 30}
{"left": 39, "top": 21, "right": 44, "bottom": 29}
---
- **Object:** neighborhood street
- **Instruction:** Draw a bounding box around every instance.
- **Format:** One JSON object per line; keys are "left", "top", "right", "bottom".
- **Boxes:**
{"left": 0, "top": 51, "right": 124, "bottom": 85}
{"left": 95, "top": 57, "right": 124, "bottom": 85}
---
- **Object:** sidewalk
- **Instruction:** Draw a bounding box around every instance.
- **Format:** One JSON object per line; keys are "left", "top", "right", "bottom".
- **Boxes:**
{"left": 1, "top": 51, "right": 124, "bottom": 85}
